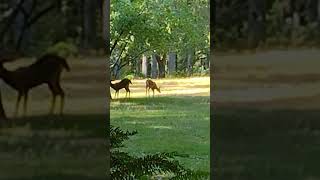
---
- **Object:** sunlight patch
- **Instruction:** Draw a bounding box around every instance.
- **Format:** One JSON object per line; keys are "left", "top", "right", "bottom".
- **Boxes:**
{"left": 125, "top": 121, "right": 148, "bottom": 125}
{"left": 148, "top": 125, "right": 173, "bottom": 129}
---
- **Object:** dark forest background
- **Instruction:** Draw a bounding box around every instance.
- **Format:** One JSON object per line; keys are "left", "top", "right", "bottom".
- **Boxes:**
{"left": 216, "top": 0, "right": 320, "bottom": 51}
{"left": 0, "top": 0, "right": 107, "bottom": 56}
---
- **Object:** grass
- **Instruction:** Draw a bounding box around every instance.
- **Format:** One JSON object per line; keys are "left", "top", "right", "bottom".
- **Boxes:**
{"left": 213, "top": 108, "right": 320, "bottom": 180}
{"left": 111, "top": 95, "right": 210, "bottom": 175}
{"left": 213, "top": 49, "right": 320, "bottom": 179}
{"left": 0, "top": 114, "right": 106, "bottom": 180}
{"left": 0, "top": 56, "right": 107, "bottom": 179}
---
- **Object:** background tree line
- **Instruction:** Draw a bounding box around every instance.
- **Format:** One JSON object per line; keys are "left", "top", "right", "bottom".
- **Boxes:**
{"left": 0, "top": 0, "right": 107, "bottom": 56}
{"left": 0, "top": 0, "right": 108, "bottom": 120}
{"left": 111, "top": 0, "right": 209, "bottom": 79}
{"left": 216, "top": 0, "right": 320, "bottom": 51}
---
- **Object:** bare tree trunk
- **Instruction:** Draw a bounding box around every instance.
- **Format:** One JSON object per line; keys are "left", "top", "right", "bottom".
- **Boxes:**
{"left": 151, "top": 54, "right": 158, "bottom": 79}
{"left": 141, "top": 54, "right": 148, "bottom": 77}
{"left": 82, "top": 0, "right": 97, "bottom": 50}
{"left": 186, "top": 49, "right": 193, "bottom": 77}
{"left": 318, "top": 0, "right": 320, "bottom": 22}
{"left": 168, "top": 52, "right": 176, "bottom": 75}
{"left": 102, "top": 0, "right": 108, "bottom": 51}
{"left": 248, "top": 0, "right": 266, "bottom": 49}
{"left": 135, "top": 57, "right": 141, "bottom": 76}
{"left": 157, "top": 53, "right": 166, "bottom": 78}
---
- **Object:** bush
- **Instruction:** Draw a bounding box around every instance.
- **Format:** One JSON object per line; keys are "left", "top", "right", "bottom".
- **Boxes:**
{"left": 46, "top": 41, "right": 78, "bottom": 58}
{"left": 110, "top": 126, "right": 209, "bottom": 179}
{"left": 123, "top": 74, "right": 135, "bottom": 80}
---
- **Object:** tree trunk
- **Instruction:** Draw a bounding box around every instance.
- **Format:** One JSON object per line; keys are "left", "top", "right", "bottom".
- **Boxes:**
{"left": 113, "top": 61, "right": 121, "bottom": 79}
{"left": 157, "top": 53, "right": 166, "bottom": 78}
{"left": 102, "top": 0, "right": 108, "bottom": 52}
{"left": 292, "top": 11, "right": 300, "bottom": 28}
{"left": 141, "top": 54, "right": 148, "bottom": 77}
{"left": 168, "top": 52, "right": 176, "bottom": 75}
{"left": 82, "top": 0, "right": 97, "bottom": 50}
{"left": 248, "top": 0, "right": 266, "bottom": 49}
{"left": 186, "top": 49, "right": 193, "bottom": 77}
{"left": 135, "top": 57, "right": 141, "bottom": 76}
{"left": 151, "top": 54, "right": 158, "bottom": 79}
{"left": 318, "top": 0, "right": 320, "bottom": 22}
{"left": 9, "top": 0, "right": 24, "bottom": 49}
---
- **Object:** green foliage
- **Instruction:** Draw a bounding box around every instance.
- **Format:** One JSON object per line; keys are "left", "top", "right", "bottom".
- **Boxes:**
{"left": 217, "top": 0, "right": 320, "bottom": 50}
{"left": 110, "top": 126, "right": 208, "bottom": 179}
{"left": 46, "top": 41, "right": 78, "bottom": 58}
{"left": 111, "top": 0, "right": 209, "bottom": 77}
{"left": 123, "top": 74, "right": 135, "bottom": 80}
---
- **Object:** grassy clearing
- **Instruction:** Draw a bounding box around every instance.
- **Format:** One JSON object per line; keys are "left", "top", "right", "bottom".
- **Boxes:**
{"left": 0, "top": 114, "right": 106, "bottom": 180}
{"left": 214, "top": 50, "right": 320, "bottom": 179}
{"left": 111, "top": 77, "right": 210, "bottom": 175}
{"left": 0, "top": 56, "right": 107, "bottom": 179}
{"left": 214, "top": 108, "right": 320, "bottom": 179}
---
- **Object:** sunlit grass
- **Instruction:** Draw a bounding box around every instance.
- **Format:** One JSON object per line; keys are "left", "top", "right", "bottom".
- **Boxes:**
{"left": 111, "top": 77, "right": 210, "bottom": 174}
{"left": 111, "top": 76, "right": 210, "bottom": 98}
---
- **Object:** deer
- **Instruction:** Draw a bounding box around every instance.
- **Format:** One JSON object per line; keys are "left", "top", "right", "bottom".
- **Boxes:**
{"left": 0, "top": 53, "right": 70, "bottom": 118}
{"left": 110, "top": 78, "right": 132, "bottom": 99}
{"left": 146, "top": 79, "right": 161, "bottom": 97}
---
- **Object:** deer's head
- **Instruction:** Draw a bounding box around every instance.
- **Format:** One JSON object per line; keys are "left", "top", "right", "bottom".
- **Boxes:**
{"left": 157, "top": 86, "right": 161, "bottom": 93}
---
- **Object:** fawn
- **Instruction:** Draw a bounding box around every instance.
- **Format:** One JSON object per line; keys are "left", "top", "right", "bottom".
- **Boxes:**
{"left": 146, "top": 79, "right": 161, "bottom": 97}
{"left": 110, "top": 78, "right": 132, "bottom": 99}
{"left": 0, "top": 53, "right": 70, "bottom": 117}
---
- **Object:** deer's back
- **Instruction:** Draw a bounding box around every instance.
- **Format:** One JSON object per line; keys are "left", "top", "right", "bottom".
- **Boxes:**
{"left": 112, "top": 79, "right": 131, "bottom": 90}
{"left": 146, "top": 79, "right": 157, "bottom": 88}
{"left": 9, "top": 55, "right": 68, "bottom": 88}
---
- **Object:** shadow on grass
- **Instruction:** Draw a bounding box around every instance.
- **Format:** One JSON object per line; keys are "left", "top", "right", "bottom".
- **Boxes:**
{"left": 111, "top": 96, "right": 209, "bottom": 105}
{"left": 0, "top": 114, "right": 108, "bottom": 179}
{"left": 213, "top": 108, "right": 320, "bottom": 179}
{"left": 1, "top": 114, "right": 106, "bottom": 137}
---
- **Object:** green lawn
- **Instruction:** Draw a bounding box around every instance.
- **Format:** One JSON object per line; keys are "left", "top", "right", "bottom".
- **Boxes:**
{"left": 0, "top": 114, "right": 106, "bottom": 180}
{"left": 111, "top": 96, "right": 210, "bottom": 175}
{"left": 213, "top": 108, "right": 320, "bottom": 180}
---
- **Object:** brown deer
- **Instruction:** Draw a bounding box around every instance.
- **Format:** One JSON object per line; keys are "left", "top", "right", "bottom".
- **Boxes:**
{"left": 110, "top": 78, "right": 132, "bottom": 99}
{"left": 0, "top": 53, "right": 70, "bottom": 117}
{"left": 146, "top": 79, "right": 161, "bottom": 97}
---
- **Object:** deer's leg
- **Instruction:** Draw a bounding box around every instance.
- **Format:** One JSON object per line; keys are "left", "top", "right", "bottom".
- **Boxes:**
{"left": 114, "top": 91, "right": 117, "bottom": 99}
{"left": 51, "top": 95, "right": 57, "bottom": 115}
{"left": 125, "top": 87, "right": 130, "bottom": 99}
{"left": 14, "top": 92, "right": 23, "bottom": 118}
{"left": 59, "top": 91, "right": 65, "bottom": 116}
{"left": 152, "top": 89, "right": 155, "bottom": 98}
{"left": 55, "top": 83, "right": 65, "bottom": 116}
{"left": 23, "top": 91, "right": 28, "bottom": 117}
{"left": 49, "top": 84, "right": 57, "bottom": 115}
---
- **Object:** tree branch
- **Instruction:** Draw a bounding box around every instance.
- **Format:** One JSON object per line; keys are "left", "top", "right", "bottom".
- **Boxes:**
{"left": 16, "top": 1, "right": 59, "bottom": 50}
{"left": 0, "top": 0, "right": 26, "bottom": 42}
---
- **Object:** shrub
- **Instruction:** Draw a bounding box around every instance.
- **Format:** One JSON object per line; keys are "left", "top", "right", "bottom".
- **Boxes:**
{"left": 46, "top": 41, "right": 78, "bottom": 58}
{"left": 110, "top": 126, "right": 209, "bottom": 179}
{"left": 123, "top": 74, "right": 135, "bottom": 80}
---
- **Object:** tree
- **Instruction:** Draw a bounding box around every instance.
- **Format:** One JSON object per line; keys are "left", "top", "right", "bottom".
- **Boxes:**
{"left": 110, "top": 0, "right": 209, "bottom": 79}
